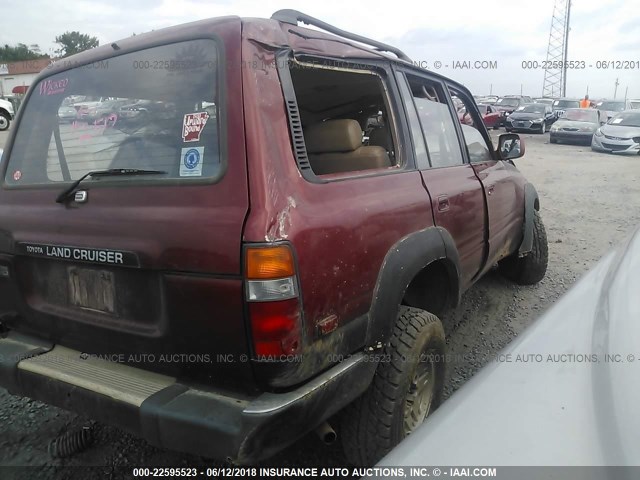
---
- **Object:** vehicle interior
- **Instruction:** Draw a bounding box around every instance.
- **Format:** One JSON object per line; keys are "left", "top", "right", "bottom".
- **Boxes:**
{"left": 291, "top": 64, "right": 397, "bottom": 176}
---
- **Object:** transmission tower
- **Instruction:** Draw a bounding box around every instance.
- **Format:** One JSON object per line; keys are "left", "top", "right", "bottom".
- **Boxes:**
{"left": 542, "top": 0, "right": 572, "bottom": 98}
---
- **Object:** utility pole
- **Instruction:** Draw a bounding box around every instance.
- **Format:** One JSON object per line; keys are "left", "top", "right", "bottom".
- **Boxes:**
{"left": 614, "top": 78, "right": 619, "bottom": 99}
{"left": 490, "top": 84, "right": 493, "bottom": 95}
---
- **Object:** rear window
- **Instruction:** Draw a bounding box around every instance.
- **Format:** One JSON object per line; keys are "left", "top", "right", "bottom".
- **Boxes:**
{"left": 5, "top": 39, "right": 221, "bottom": 187}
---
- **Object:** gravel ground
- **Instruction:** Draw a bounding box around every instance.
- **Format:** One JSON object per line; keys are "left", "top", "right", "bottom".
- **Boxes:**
{"left": 1, "top": 127, "right": 640, "bottom": 478}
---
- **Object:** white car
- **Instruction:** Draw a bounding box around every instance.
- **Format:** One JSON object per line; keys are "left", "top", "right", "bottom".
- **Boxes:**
{"left": 0, "top": 98, "right": 15, "bottom": 131}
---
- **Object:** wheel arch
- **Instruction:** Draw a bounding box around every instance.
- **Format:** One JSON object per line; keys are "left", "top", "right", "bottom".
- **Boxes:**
{"left": 519, "top": 183, "right": 540, "bottom": 256}
{"left": 366, "top": 227, "right": 461, "bottom": 346}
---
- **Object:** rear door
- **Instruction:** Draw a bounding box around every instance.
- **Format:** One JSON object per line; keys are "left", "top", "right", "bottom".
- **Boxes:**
{"left": 448, "top": 85, "right": 524, "bottom": 267}
{"left": 0, "top": 20, "right": 254, "bottom": 386}
{"left": 396, "top": 71, "right": 487, "bottom": 291}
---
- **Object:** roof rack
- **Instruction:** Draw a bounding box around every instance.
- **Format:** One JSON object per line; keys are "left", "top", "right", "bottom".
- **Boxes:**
{"left": 271, "top": 9, "right": 412, "bottom": 63}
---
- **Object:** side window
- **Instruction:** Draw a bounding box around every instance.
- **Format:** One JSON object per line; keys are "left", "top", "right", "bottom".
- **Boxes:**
{"left": 403, "top": 74, "right": 464, "bottom": 168}
{"left": 289, "top": 63, "right": 397, "bottom": 177}
{"left": 449, "top": 87, "right": 494, "bottom": 164}
{"left": 396, "top": 72, "right": 429, "bottom": 169}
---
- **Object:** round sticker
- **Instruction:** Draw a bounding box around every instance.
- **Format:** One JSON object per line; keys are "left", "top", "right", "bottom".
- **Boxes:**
{"left": 183, "top": 148, "right": 200, "bottom": 170}
{"left": 13, "top": 170, "right": 22, "bottom": 181}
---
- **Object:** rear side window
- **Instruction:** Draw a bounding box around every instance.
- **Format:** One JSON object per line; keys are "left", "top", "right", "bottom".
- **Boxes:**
{"left": 289, "top": 62, "right": 398, "bottom": 177}
{"left": 403, "top": 74, "right": 463, "bottom": 168}
{"left": 5, "top": 39, "right": 221, "bottom": 187}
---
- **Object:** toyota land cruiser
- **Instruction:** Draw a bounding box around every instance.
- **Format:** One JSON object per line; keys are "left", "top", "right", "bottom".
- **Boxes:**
{"left": 0, "top": 10, "right": 548, "bottom": 465}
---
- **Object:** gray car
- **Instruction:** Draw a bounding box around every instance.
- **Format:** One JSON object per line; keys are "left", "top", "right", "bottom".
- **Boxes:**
{"left": 591, "top": 110, "right": 640, "bottom": 154}
{"left": 596, "top": 100, "right": 628, "bottom": 120}
{"left": 551, "top": 97, "right": 580, "bottom": 117}
{"left": 550, "top": 108, "right": 607, "bottom": 145}
{"left": 376, "top": 227, "right": 640, "bottom": 470}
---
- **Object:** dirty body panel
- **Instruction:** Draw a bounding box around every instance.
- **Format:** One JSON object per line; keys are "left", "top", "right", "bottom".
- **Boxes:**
{"left": 0, "top": 17, "right": 255, "bottom": 390}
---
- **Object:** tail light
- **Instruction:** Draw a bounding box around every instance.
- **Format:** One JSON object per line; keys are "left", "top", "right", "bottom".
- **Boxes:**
{"left": 245, "top": 245, "right": 301, "bottom": 358}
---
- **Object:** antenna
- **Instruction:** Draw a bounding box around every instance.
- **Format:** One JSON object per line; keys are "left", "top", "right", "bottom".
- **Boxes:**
{"left": 542, "top": 0, "right": 572, "bottom": 98}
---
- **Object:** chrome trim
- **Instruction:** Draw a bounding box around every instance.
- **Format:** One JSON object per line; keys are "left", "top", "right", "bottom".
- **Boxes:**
{"left": 243, "top": 352, "right": 366, "bottom": 415}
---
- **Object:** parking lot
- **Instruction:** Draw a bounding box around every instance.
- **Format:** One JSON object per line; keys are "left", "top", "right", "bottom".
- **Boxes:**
{"left": 1, "top": 126, "right": 640, "bottom": 475}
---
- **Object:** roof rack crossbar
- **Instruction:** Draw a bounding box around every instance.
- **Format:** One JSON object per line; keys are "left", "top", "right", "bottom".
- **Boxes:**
{"left": 271, "top": 9, "right": 412, "bottom": 63}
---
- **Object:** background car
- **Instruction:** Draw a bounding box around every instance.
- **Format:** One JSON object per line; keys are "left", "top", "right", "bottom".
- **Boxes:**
{"left": 0, "top": 97, "right": 15, "bottom": 131}
{"left": 533, "top": 97, "right": 555, "bottom": 106}
{"left": 375, "top": 227, "right": 640, "bottom": 469}
{"left": 628, "top": 99, "right": 640, "bottom": 110}
{"left": 494, "top": 96, "right": 532, "bottom": 124}
{"left": 592, "top": 110, "right": 640, "bottom": 154}
{"left": 83, "top": 99, "right": 129, "bottom": 123}
{"left": 596, "top": 100, "right": 628, "bottom": 120}
{"left": 551, "top": 97, "right": 580, "bottom": 117}
{"left": 505, "top": 103, "right": 555, "bottom": 133}
{"left": 550, "top": 108, "right": 607, "bottom": 144}
{"left": 57, "top": 104, "right": 78, "bottom": 123}
{"left": 459, "top": 103, "right": 503, "bottom": 129}
{"left": 476, "top": 95, "right": 499, "bottom": 105}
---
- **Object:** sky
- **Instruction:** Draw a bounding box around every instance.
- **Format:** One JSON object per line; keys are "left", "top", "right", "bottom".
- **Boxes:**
{"left": 1, "top": 0, "right": 638, "bottom": 99}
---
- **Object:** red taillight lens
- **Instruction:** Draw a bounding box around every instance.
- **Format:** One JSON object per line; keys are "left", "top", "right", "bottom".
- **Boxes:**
{"left": 249, "top": 298, "right": 301, "bottom": 357}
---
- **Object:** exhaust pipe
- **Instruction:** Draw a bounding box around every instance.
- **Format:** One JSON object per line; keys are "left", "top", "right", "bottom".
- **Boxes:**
{"left": 315, "top": 421, "right": 337, "bottom": 445}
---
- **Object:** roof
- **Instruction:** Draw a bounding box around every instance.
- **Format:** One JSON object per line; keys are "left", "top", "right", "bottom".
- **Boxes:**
{"left": 30, "top": 12, "right": 471, "bottom": 97}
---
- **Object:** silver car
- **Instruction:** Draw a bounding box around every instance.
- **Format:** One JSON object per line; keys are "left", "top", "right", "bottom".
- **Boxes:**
{"left": 376, "top": 227, "right": 640, "bottom": 470}
{"left": 592, "top": 110, "right": 640, "bottom": 155}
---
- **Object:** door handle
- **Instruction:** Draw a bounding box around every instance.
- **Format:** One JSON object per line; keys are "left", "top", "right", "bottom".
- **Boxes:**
{"left": 437, "top": 195, "right": 450, "bottom": 212}
{"left": 487, "top": 184, "right": 495, "bottom": 196}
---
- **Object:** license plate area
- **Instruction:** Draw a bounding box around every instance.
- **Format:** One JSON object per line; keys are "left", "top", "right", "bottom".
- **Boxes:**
{"left": 68, "top": 267, "right": 116, "bottom": 314}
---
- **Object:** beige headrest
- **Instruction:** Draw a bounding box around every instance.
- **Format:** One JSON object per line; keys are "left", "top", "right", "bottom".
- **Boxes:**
{"left": 304, "top": 120, "right": 362, "bottom": 153}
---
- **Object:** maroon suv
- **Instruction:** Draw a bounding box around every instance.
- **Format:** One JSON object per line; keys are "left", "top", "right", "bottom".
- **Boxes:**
{"left": 0, "top": 10, "right": 548, "bottom": 465}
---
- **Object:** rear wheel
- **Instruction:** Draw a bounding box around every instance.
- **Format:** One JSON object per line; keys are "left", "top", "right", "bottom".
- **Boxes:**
{"left": 341, "top": 306, "right": 445, "bottom": 466}
{"left": 499, "top": 210, "right": 548, "bottom": 285}
{"left": 0, "top": 112, "right": 9, "bottom": 131}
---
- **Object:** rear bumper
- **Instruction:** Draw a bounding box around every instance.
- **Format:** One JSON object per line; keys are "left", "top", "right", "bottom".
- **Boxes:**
{"left": 0, "top": 332, "right": 376, "bottom": 464}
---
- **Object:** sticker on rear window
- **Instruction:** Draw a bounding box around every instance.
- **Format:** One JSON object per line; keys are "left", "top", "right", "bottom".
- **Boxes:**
{"left": 39, "top": 78, "right": 68, "bottom": 96}
{"left": 180, "top": 147, "right": 204, "bottom": 177}
{"left": 611, "top": 118, "right": 623, "bottom": 124}
{"left": 182, "top": 111, "right": 209, "bottom": 142}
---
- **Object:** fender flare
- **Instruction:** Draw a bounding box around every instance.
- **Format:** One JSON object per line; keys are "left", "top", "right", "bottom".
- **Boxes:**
{"left": 519, "top": 183, "right": 540, "bottom": 256}
{"left": 366, "top": 227, "right": 461, "bottom": 346}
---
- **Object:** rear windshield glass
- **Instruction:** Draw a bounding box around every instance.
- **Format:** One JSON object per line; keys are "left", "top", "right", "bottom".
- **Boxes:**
{"left": 561, "top": 109, "right": 598, "bottom": 122}
{"left": 520, "top": 105, "right": 546, "bottom": 113}
{"left": 5, "top": 39, "right": 221, "bottom": 187}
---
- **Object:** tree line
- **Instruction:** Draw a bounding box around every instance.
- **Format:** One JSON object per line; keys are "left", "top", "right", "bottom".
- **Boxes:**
{"left": 0, "top": 32, "right": 99, "bottom": 63}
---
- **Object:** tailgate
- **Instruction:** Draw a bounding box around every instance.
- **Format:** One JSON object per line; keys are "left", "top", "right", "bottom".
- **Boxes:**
{"left": 0, "top": 19, "right": 254, "bottom": 389}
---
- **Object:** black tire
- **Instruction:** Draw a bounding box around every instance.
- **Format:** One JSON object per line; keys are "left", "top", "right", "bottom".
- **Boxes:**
{"left": 499, "top": 210, "right": 548, "bottom": 285}
{"left": 341, "top": 306, "right": 445, "bottom": 466}
{"left": 0, "top": 111, "right": 10, "bottom": 131}
{"left": 506, "top": 128, "right": 512, "bottom": 133}
{"left": 550, "top": 137, "right": 557, "bottom": 144}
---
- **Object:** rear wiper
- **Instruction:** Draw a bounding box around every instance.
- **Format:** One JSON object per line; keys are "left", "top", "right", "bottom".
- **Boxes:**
{"left": 56, "top": 168, "right": 167, "bottom": 203}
